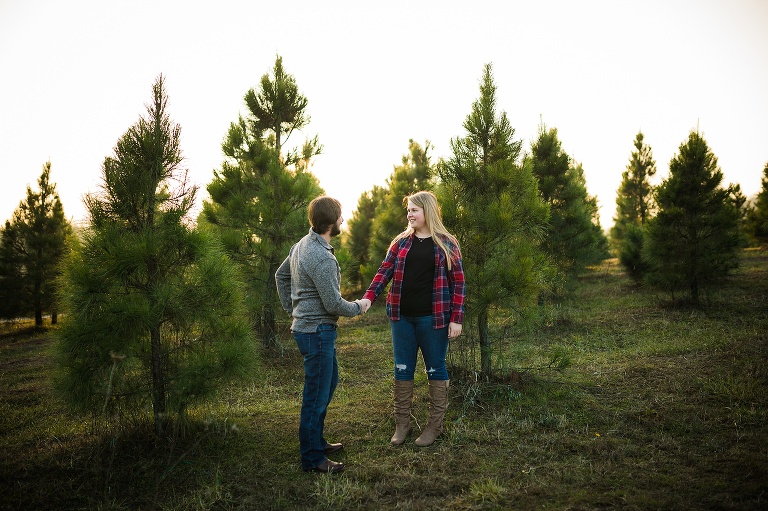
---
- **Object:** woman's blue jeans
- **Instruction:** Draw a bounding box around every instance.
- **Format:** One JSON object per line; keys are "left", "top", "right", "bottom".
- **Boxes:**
{"left": 293, "top": 323, "right": 338, "bottom": 470}
{"left": 390, "top": 315, "right": 449, "bottom": 381}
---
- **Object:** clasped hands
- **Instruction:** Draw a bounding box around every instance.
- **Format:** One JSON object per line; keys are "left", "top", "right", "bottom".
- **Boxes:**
{"left": 353, "top": 299, "right": 461, "bottom": 337}
{"left": 355, "top": 298, "right": 372, "bottom": 314}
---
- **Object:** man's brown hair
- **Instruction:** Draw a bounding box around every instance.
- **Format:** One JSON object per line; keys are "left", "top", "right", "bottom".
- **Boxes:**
{"left": 309, "top": 196, "right": 342, "bottom": 234}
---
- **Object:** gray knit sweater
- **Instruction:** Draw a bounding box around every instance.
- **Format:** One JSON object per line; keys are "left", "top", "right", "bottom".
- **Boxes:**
{"left": 276, "top": 228, "right": 361, "bottom": 333}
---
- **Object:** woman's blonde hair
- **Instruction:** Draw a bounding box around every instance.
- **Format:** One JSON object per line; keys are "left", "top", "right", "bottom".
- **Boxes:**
{"left": 390, "top": 190, "right": 459, "bottom": 269}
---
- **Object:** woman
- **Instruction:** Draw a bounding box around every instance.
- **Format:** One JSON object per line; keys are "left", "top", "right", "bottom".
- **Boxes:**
{"left": 363, "top": 191, "right": 465, "bottom": 447}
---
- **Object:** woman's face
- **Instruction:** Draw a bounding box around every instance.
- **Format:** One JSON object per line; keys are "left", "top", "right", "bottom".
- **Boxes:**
{"left": 406, "top": 201, "right": 426, "bottom": 232}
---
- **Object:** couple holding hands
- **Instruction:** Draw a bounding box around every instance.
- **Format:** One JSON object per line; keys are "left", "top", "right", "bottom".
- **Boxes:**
{"left": 276, "top": 191, "right": 465, "bottom": 474}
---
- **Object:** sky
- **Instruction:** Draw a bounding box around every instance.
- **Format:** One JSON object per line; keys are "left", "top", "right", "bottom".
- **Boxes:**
{"left": 1, "top": 0, "right": 767, "bottom": 231}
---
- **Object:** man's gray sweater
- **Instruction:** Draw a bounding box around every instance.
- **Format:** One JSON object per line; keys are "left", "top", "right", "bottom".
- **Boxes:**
{"left": 276, "top": 228, "right": 361, "bottom": 333}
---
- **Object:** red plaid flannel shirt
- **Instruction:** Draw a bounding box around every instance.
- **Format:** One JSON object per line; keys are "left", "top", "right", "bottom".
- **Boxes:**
{"left": 363, "top": 234, "right": 465, "bottom": 328}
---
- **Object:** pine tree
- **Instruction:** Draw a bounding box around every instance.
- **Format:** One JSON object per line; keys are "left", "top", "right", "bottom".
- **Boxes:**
{"left": 203, "top": 55, "right": 323, "bottom": 348}
{"left": 0, "top": 162, "right": 71, "bottom": 324}
{"left": 0, "top": 221, "right": 28, "bottom": 320}
{"left": 527, "top": 123, "right": 608, "bottom": 288}
{"left": 344, "top": 185, "right": 385, "bottom": 290}
{"left": 245, "top": 55, "right": 318, "bottom": 168}
{"left": 644, "top": 130, "right": 743, "bottom": 302}
{"left": 745, "top": 162, "right": 768, "bottom": 243}
{"left": 57, "top": 76, "right": 255, "bottom": 437}
{"left": 438, "top": 63, "right": 550, "bottom": 377}
{"left": 610, "top": 132, "right": 657, "bottom": 281}
{"left": 368, "top": 140, "right": 433, "bottom": 268}
{"left": 611, "top": 132, "right": 657, "bottom": 240}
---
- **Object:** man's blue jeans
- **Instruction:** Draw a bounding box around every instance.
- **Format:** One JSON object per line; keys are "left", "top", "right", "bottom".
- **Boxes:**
{"left": 390, "top": 315, "right": 449, "bottom": 381}
{"left": 293, "top": 323, "right": 338, "bottom": 470}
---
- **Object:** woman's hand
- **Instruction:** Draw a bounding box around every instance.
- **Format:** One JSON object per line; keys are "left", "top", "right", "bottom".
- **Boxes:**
{"left": 448, "top": 322, "right": 462, "bottom": 339}
{"left": 356, "top": 298, "right": 371, "bottom": 314}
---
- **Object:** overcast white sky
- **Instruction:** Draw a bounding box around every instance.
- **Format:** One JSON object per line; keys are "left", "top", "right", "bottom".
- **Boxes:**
{"left": 1, "top": 0, "right": 767, "bottom": 230}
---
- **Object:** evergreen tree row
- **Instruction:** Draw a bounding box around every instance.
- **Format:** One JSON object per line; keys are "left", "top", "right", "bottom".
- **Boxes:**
{"left": 1, "top": 55, "right": 767, "bottom": 434}
{"left": 0, "top": 162, "right": 71, "bottom": 325}
{"left": 344, "top": 64, "right": 609, "bottom": 377}
{"left": 610, "top": 130, "right": 763, "bottom": 303}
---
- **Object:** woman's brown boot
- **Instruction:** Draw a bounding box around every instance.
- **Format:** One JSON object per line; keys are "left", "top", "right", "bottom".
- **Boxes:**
{"left": 390, "top": 380, "right": 413, "bottom": 445}
{"left": 414, "top": 380, "right": 449, "bottom": 447}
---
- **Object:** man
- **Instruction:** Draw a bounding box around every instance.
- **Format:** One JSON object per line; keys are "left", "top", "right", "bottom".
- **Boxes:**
{"left": 276, "top": 196, "right": 370, "bottom": 474}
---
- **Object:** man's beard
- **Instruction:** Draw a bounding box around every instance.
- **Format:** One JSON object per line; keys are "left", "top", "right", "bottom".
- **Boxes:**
{"left": 330, "top": 223, "right": 341, "bottom": 237}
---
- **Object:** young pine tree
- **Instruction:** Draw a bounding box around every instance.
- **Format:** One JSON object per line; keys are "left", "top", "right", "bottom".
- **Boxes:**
{"left": 437, "top": 63, "right": 550, "bottom": 377}
{"left": 203, "top": 55, "right": 323, "bottom": 349}
{"left": 368, "top": 140, "right": 434, "bottom": 270}
{"left": 611, "top": 131, "right": 657, "bottom": 282}
{"left": 745, "top": 162, "right": 768, "bottom": 244}
{"left": 0, "top": 221, "right": 26, "bottom": 320}
{"left": 0, "top": 162, "right": 71, "bottom": 324}
{"left": 344, "top": 185, "right": 386, "bottom": 290}
{"left": 644, "top": 130, "right": 743, "bottom": 303}
{"left": 527, "top": 124, "right": 608, "bottom": 289}
{"left": 57, "top": 76, "right": 255, "bottom": 437}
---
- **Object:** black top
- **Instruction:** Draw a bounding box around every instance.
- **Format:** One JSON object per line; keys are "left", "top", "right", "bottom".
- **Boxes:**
{"left": 400, "top": 236, "right": 435, "bottom": 317}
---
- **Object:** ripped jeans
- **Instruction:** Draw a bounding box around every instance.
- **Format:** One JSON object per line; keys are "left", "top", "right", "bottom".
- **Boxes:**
{"left": 390, "top": 315, "right": 449, "bottom": 381}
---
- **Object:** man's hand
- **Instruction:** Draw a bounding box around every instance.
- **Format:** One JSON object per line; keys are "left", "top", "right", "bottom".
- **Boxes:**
{"left": 448, "top": 322, "right": 462, "bottom": 339}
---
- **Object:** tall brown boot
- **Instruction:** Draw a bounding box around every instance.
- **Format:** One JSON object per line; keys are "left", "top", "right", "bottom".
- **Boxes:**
{"left": 415, "top": 380, "right": 449, "bottom": 447}
{"left": 390, "top": 380, "right": 413, "bottom": 445}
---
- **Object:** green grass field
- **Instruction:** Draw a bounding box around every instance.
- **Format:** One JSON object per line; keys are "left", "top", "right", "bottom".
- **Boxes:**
{"left": 1, "top": 249, "right": 766, "bottom": 510}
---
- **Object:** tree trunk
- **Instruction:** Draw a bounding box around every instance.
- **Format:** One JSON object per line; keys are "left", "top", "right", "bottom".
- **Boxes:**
{"left": 262, "top": 260, "right": 279, "bottom": 349}
{"left": 691, "top": 278, "right": 699, "bottom": 304}
{"left": 148, "top": 246, "right": 166, "bottom": 436}
{"left": 34, "top": 279, "right": 43, "bottom": 326}
{"left": 150, "top": 324, "right": 166, "bottom": 437}
{"left": 689, "top": 251, "right": 699, "bottom": 304}
{"left": 478, "top": 306, "right": 491, "bottom": 376}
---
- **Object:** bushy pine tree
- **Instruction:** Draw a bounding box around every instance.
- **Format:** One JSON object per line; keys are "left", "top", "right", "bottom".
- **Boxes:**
{"left": 344, "top": 140, "right": 433, "bottom": 291}
{"left": 618, "top": 223, "right": 647, "bottom": 283}
{"left": 344, "top": 185, "right": 385, "bottom": 290}
{"left": 0, "top": 221, "right": 25, "bottom": 319}
{"left": 527, "top": 124, "right": 608, "bottom": 289}
{"left": 644, "top": 130, "right": 743, "bottom": 302}
{"left": 202, "top": 55, "right": 323, "bottom": 348}
{"left": 437, "top": 63, "right": 550, "bottom": 377}
{"left": 611, "top": 132, "right": 657, "bottom": 241}
{"left": 611, "top": 132, "right": 657, "bottom": 281}
{"left": 56, "top": 76, "right": 255, "bottom": 437}
{"left": 369, "top": 140, "right": 433, "bottom": 264}
{"left": 745, "top": 162, "right": 768, "bottom": 243}
{"left": 0, "top": 162, "right": 71, "bottom": 324}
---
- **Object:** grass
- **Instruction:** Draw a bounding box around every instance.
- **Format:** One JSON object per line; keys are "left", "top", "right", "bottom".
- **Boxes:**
{"left": 1, "top": 248, "right": 767, "bottom": 510}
